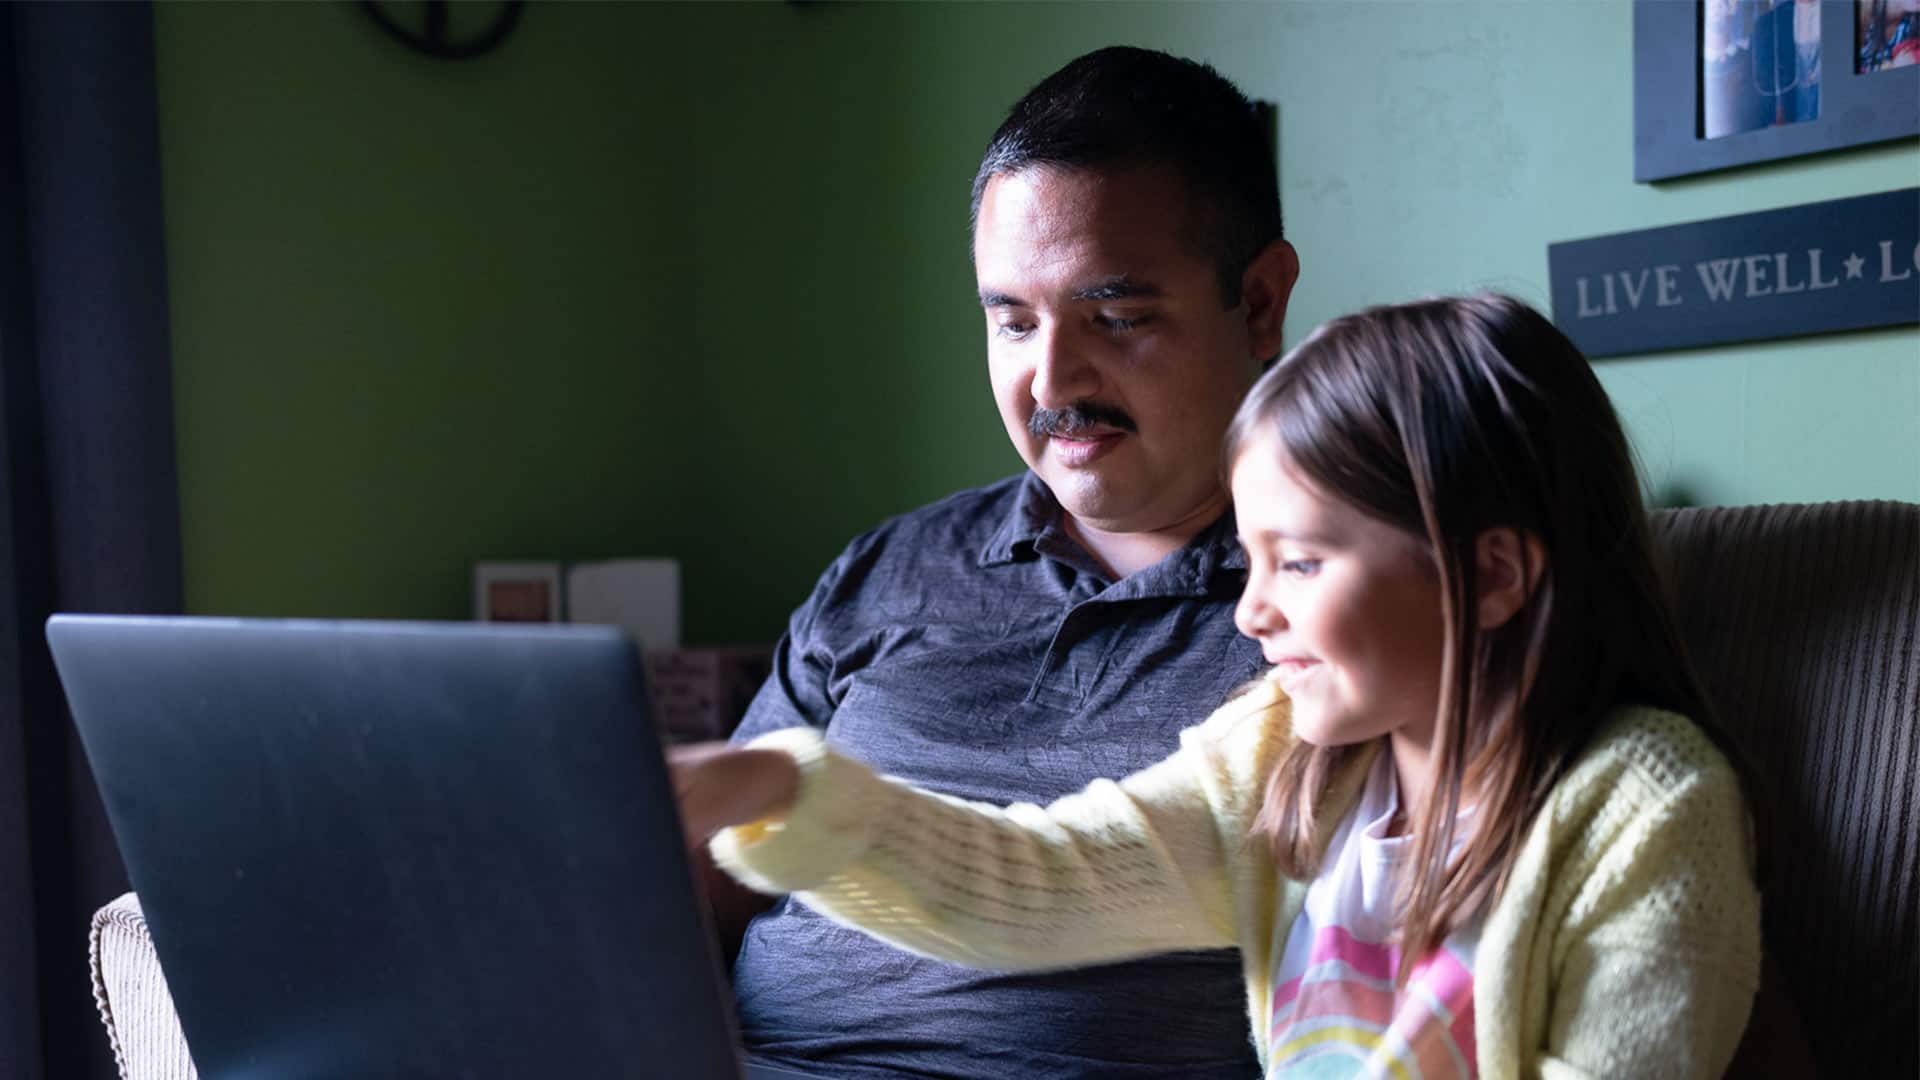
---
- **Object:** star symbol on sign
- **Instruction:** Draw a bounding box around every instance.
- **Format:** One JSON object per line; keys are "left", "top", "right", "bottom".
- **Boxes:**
{"left": 1844, "top": 252, "right": 1866, "bottom": 279}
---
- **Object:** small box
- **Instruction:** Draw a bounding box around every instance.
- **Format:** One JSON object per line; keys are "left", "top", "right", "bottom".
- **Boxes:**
{"left": 644, "top": 646, "right": 774, "bottom": 743}
{"left": 566, "top": 559, "right": 681, "bottom": 652}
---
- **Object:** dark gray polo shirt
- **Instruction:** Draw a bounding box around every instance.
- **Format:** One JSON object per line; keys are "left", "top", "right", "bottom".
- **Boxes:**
{"left": 729, "top": 472, "right": 1267, "bottom": 1079}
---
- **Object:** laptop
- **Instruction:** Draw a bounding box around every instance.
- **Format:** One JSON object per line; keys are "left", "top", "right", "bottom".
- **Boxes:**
{"left": 48, "top": 615, "right": 808, "bottom": 1080}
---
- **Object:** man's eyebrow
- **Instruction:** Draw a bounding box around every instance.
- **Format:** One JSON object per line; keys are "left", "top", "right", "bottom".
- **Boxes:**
{"left": 978, "top": 279, "right": 1165, "bottom": 308}
{"left": 1072, "top": 277, "right": 1162, "bottom": 302}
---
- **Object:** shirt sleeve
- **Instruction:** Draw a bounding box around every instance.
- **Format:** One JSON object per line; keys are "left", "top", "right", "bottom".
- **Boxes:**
{"left": 1532, "top": 748, "right": 1761, "bottom": 1080}
{"left": 709, "top": 693, "right": 1280, "bottom": 973}
{"left": 728, "top": 545, "right": 853, "bottom": 744}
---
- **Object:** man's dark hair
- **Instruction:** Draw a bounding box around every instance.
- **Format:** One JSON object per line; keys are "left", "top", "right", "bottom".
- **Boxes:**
{"left": 969, "top": 46, "right": 1282, "bottom": 307}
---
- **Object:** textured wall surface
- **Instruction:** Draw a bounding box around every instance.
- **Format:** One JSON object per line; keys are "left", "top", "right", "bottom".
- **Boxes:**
{"left": 154, "top": 2, "right": 1920, "bottom": 642}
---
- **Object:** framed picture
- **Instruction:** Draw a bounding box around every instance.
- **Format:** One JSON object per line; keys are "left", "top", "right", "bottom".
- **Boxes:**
{"left": 472, "top": 561, "right": 564, "bottom": 623}
{"left": 1634, "top": 0, "right": 1919, "bottom": 182}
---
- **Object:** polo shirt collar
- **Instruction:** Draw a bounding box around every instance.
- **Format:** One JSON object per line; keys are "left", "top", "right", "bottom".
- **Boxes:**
{"left": 978, "top": 471, "right": 1069, "bottom": 568}
{"left": 978, "top": 472, "right": 1248, "bottom": 585}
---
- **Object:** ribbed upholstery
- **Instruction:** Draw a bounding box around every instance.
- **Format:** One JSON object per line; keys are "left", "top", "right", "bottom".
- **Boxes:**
{"left": 89, "top": 892, "right": 197, "bottom": 1080}
{"left": 1651, "top": 501, "right": 1919, "bottom": 1080}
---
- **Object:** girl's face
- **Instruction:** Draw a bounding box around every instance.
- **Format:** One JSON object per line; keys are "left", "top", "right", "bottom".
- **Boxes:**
{"left": 1231, "top": 433, "right": 1449, "bottom": 750}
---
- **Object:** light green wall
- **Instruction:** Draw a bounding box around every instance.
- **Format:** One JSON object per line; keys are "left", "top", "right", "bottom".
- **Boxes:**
{"left": 155, "top": 2, "right": 707, "bottom": 625}
{"left": 155, "top": 1, "right": 1919, "bottom": 645}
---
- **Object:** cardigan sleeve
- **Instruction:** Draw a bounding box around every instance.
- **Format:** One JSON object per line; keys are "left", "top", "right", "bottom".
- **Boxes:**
{"left": 1530, "top": 715, "right": 1762, "bottom": 1080}
{"left": 708, "top": 686, "right": 1283, "bottom": 972}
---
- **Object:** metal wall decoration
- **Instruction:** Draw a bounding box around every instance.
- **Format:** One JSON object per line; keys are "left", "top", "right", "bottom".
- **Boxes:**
{"left": 359, "top": 1, "right": 525, "bottom": 61}
{"left": 1634, "top": 0, "right": 1919, "bottom": 182}
{"left": 1548, "top": 187, "right": 1919, "bottom": 357}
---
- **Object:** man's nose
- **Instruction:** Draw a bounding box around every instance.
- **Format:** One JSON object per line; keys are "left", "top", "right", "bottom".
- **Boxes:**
{"left": 1030, "top": 327, "right": 1099, "bottom": 411}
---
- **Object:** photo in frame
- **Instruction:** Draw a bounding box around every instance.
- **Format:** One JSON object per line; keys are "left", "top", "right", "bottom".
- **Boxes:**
{"left": 1635, "top": 0, "right": 1919, "bottom": 181}
{"left": 472, "top": 561, "right": 565, "bottom": 623}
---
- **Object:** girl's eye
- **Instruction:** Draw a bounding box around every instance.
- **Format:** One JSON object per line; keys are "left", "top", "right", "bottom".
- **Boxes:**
{"left": 1279, "top": 559, "right": 1321, "bottom": 577}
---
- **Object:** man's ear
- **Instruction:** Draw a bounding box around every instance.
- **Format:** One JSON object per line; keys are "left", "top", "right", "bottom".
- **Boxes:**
{"left": 1475, "top": 527, "right": 1547, "bottom": 630}
{"left": 1240, "top": 239, "right": 1299, "bottom": 364}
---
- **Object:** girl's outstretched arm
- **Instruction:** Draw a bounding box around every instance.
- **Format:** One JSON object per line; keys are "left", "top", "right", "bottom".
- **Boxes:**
{"left": 680, "top": 689, "right": 1281, "bottom": 973}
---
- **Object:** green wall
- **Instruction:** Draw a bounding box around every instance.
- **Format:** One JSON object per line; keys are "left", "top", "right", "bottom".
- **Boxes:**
{"left": 154, "top": 1, "right": 1919, "bottom": 645}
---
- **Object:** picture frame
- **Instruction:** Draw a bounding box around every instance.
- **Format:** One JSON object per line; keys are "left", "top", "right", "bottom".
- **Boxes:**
{"left": 472, "top": 561, "right": 564, "bottom": 623}
{"left": 1634, "top": 0, "right": 1919, "bottom": 182}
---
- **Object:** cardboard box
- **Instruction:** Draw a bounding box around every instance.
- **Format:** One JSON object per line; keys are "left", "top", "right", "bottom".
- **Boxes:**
{"left": 644, "top": 646, "right": 774, "bottom": 743}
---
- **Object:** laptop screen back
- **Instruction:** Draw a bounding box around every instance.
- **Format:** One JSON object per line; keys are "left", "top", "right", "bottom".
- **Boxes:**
{"left": 49, "top": 615, "right": 741, "bottom": 1079}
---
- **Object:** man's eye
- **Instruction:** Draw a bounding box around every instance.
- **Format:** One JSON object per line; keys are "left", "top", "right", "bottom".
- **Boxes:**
{"left": 993, "top": 319, "right": 1035, "bottom": 341}
{"left": 1279, "top": 559, "right": 1321, "bottom": 577}
{"left": 1096, "top": 313, "right": 1151, "bottom": 332}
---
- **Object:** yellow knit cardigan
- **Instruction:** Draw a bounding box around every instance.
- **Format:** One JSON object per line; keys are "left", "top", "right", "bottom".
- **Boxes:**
{"left": 712, "top": 678, "right": 1760, "bottom": 1078}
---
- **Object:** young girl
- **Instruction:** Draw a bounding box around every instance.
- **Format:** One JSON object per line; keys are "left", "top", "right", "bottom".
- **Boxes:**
{"left": 673, "top": 294, "right": 1761, "bottom": 1079}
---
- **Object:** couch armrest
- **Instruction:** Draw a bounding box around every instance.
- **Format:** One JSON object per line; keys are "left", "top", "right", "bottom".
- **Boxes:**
{"left": 90, "top": 892, "right": 198, "bottom": 1080}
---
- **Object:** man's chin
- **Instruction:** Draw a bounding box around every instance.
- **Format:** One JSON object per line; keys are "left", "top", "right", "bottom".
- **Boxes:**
{"left": 1037, "top": 468, "right": 1133, "bottom": 524}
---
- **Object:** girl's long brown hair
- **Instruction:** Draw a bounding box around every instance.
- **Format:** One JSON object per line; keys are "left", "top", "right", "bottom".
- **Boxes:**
{"left": 1227, "top": 294, "right": 1751, "bottom": 980}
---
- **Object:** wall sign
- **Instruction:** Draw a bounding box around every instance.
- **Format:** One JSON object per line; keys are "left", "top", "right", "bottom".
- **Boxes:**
{"left": 1548, "top": 188, "right": 1918, "bottom": 358}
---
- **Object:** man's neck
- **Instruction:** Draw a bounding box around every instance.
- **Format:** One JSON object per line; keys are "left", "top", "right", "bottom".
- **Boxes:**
{"left": 1061, "top": 496, "right": 1230, "bottom": 579}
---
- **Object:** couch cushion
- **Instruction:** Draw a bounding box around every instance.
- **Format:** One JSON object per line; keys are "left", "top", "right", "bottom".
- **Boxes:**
{"left": 1652, "top": 501, "right": 1919, "bottom": 1079}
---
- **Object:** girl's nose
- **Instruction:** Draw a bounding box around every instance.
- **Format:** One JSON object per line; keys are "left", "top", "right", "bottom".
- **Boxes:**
{"left": 1234, "top": 586, "right": 1286, "bottom": 640}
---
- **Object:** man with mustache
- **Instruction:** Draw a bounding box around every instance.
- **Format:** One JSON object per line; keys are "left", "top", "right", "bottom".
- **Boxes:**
{"left": 712, "top": 46, "right": 1300, "bottom": 1079}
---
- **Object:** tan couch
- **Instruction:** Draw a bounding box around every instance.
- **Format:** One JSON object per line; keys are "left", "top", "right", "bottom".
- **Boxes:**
{"left": 88, "top": 501, "right": 1919, "bottom": 1079}
{"left": 90, "top": 893, "right": 194, "bottom": 1080}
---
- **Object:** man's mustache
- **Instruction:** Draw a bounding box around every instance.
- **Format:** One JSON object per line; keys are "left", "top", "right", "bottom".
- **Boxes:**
{"left": 1029, "top": 402, "right": 1138, "bottom": 438}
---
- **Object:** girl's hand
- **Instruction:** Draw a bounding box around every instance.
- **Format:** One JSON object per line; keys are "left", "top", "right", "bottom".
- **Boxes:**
{"left": 667, "top": 742, "right": 800, "bottom": 849}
